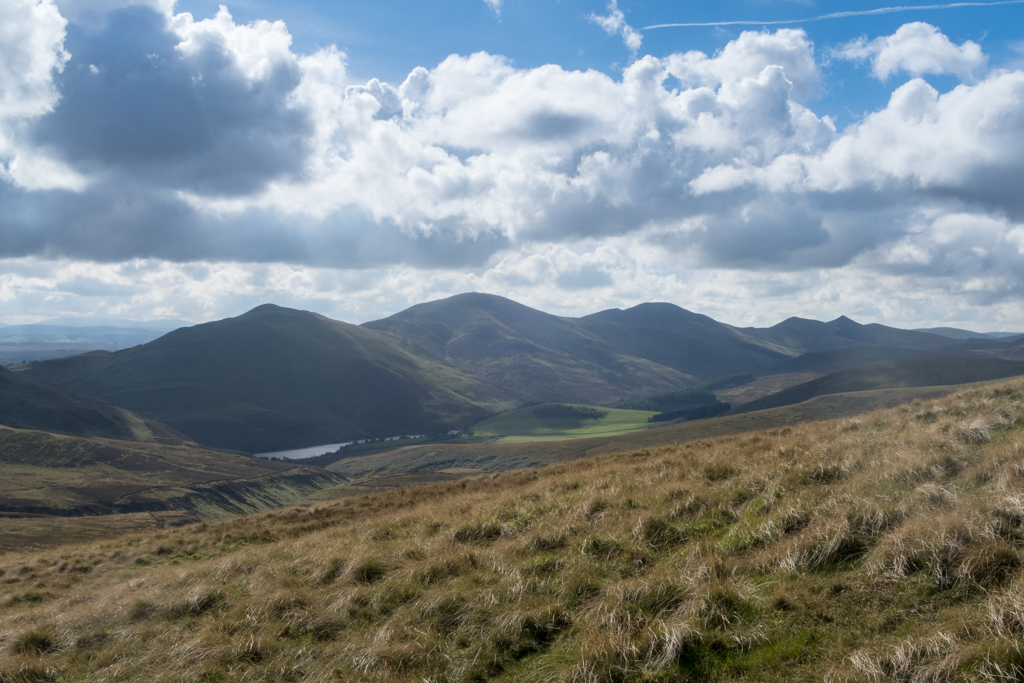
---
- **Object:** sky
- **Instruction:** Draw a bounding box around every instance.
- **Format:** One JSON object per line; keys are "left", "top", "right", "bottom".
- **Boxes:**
{"left": 1, "top": 0, "right": 1024, "bottom": 329}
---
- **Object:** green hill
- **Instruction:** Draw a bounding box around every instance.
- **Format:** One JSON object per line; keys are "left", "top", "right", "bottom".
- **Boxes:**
{"left": 19, "top": 295, "right": 994, "bottom": 454}
{"left": 762, "top": 346, "right": 937, "bottom": 376}
{"left": 363, "top": 293, "right": 703, "bottom": 404}
{"left": 957, "top": 335, "right": 1024, "bottom": 361}
{"left": 742, "top": 314, "right": 960, "bottom": 354}
{"left": 763, "top": 337, "right": 1024, "bottom": 377}
{"left": 578, "top": 302, "right": 789, "bottom": 377}
{"left": 735, "top": 357, "right": 1024, "bottom": 413}
{"left": 0, "top": 365, "right": 184, "bottom": 443}
{"left": 19, "top": 305, "right": 498, "bottom": 453}
{"left": 469, "top": 403, "right": 657, "bottom": 442}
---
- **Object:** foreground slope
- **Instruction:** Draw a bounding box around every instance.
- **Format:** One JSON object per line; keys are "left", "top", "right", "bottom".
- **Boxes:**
{"left": 5, "top": 380, "right": 1024, "bottom": 681}
{"left": 19, "top": 305, "right": 496, "bottom": 452}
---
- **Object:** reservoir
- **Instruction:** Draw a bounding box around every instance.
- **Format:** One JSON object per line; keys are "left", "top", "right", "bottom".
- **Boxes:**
{"left": 254, "top": 434, "right": 427, "bottom": 460}
{"left": 254, "top": 442, "right": 353, "bottom": 460}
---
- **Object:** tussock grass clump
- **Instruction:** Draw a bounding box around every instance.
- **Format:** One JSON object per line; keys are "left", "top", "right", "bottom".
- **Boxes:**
{"left": 5, "top": 379, "right": 1024, "bottom": 681}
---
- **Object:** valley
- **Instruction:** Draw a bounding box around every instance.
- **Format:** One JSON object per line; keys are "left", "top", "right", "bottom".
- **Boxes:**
{"left": 3, "top": 294, "right": 1024, "bottom": 681}
{"left": 3, "top": 294, "right": 1024, "bottom": 554}
{"left": 14, "top": 293, "right": 1019, "bottom": 455}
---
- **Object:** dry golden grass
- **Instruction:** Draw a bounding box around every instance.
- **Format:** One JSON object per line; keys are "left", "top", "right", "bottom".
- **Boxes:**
{"left": 4, "top": 379, "right": 1024, "bottom": 681}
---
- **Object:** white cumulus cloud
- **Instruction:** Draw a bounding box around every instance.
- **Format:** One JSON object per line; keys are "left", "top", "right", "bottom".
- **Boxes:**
{"left": 839, "top": 22, "right": 987, "bottom": 81}
{"left": 0, "top": 0, "right": 68, "bottom": 123}
{"left": 666, "top": 28, "right": 821, "bottom": 101}
{"left": 0, "top": 0, "right": 87, "bottom": 191}
{"left": 1, "top": 10, "right": 1022, "bottom": 328}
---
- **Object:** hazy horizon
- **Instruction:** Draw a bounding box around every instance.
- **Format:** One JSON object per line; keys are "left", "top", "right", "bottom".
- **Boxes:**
{"left": 3, "top": 293, "right": 1022, "bottom": 334}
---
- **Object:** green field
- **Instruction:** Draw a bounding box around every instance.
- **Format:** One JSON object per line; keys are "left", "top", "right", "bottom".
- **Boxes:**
{"left": 468, "top": 403, "right": 657, "bottom": 442}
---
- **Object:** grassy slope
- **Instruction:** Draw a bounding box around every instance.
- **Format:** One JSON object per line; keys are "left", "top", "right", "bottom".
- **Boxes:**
{"left": 0, "top": 512, "right": 197, "bottom": 553}
{"left": 469, "top": 403, "right": 658, "bottom": 442}
{"left": 712, "top": 372, "right": 822, "bottom": 405}
{"left": 960, "top": 335, "right": 1024, "bottom": 361}
{"left": 761, "top": 339, "right": 1024, "bottom": 377}
{"left": 4, "top": 380, "right": 1024, "bottom": 681}
{"left": 736, "top": 358, "right": 1024, "bottom": 414}
{"left": 761, "top": 346, "right": 938, "bottom": 376}
{"left": 19, "top": 305, "right": 499, "bottom": 453}
{"left": 0, "top": 425, "right": 344, "bottom": 524}
{"left": 322, "top": 384, "right": 970, "bottom": 486}
{"left": 0, "top": 366, "right": 185, "bottom": 443}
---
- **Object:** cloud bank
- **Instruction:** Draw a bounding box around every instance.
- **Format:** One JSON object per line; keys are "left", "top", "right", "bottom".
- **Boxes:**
{"left": 1, "top": 1, "right": 1023, "bottom": 329}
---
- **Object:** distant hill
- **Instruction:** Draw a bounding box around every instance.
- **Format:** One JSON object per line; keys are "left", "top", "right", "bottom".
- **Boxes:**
{"left": 761, "top": 335, "right": 1024, "bottom": 378}
{"left": 20, "top": 305, "right": 498, "bottom": 453}
{"left": 734, "top": 358, "right": 1024, "bottom": 413}
{"left": 764, "top": 346, "right": 938, "bottom": 376}
{"left": 744, "top": 315, "right": 959, "bottom": 354}
{"left": 578, "top": 302, "right": 787, "bottom": 377}
{"left": 913, "top": 326, "right": 996, "bottom": 341}
{"left": 362, "top": 293, "right": 700, "bottom": 404}
{"left": 364, "top": 293, "right": 788, "bottom": 404}
{"left": 0, "top": 365, "right": 184, "bottom": 443}
{"left": 23, "top": 294, "right": 1007, "bottom": 454}
{"left": 954, "top": 335, "right": 1024, "bottom": 362}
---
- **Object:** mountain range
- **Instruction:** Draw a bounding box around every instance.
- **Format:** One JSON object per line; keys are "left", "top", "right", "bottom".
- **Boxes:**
{"left": 12, "top": 293, "right": 1024, "bottom": 452}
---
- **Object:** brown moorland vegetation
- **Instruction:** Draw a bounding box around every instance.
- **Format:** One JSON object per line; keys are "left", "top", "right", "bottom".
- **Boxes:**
{"left": 3, "top": 379, "right": 1024, "bottom": 681}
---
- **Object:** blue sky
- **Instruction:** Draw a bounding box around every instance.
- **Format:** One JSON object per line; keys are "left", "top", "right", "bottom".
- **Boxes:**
{"left": 161, "top": 0, "right": 1024, "bottom": 123}
{"left": 2, "top": 0, "right": 1024, "bottom": 329}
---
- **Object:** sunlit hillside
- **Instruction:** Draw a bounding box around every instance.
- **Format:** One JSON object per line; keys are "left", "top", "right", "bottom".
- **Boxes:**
{"left": 469, "top": 403, "right": 657, "bottom": 442}
{"left": 3, "top": 380, "right": 1024, "bottom": 681}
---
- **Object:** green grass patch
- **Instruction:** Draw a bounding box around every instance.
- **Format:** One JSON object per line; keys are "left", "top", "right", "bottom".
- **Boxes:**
{"left": 470, "top": 403, "right": 657, "bottom": 442}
